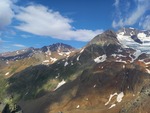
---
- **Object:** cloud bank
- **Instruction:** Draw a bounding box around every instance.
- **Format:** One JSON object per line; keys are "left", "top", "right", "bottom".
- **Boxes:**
{"left": 0, "top": 0, "right": 14, "bottom": 29}
{"left": 141, "top": 15, "right": 150, "bottom": 30}
{"left": 0, "top": 0, "right": 103, "bottom": 42}
{"left": 15, "top": 5, "right": 102, "bottom": 41}
{"left": 12, "top": 44, "right": 26, "bottom": 48}
{"left": 112, "top": 0, "right": 150, "bottom": 30}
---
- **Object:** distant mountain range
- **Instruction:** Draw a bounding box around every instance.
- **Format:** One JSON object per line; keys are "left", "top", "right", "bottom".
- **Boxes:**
{"left": 1, "top": 27, "right": 150, "bottom": 61}
{"left": 0, "top": 28, "right": 150, "bottom": 113}
{"left": 0, "top": 43, "right": 76, "bottom": 61}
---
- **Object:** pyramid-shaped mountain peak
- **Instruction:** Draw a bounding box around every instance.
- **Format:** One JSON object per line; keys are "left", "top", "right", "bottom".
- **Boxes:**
{"left": 88, "top": 30, "right": 119, "bottom": 46}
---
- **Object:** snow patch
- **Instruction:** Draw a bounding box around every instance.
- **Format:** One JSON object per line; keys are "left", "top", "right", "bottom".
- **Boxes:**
{"left": 6, "top": 61, "right": 9, "bottom": 64}
{"left": 117, "top": 34, "right": 133, "bottom": 48}
{"left": 105, "top": 92, "right": 124, "bottom": 105}
{"left": 137, "top": 33, "right": 149, "bottom": 41}
{"left": 111, "top": 54, "right": 127, "bottom": 64}
{"left": 94, "top": 55, "right": 107, "bottom": 63}
{"left": 5, "top": 72, "right": 9, "bottom": 76}
{"left": 16, "top": 51, "right": 19, "bottom": 54}
{"left": 58, "top": 52, "right": 63, "bottom": 56}
{"left": 145, "top": 62, "right": 150, "bottom": 65}
{"left": 146, "top": 69, "right": 150, "bottom": 74}
{"left": 54, "top": 80, "right": 66, "bottom": 91}
{"left": 80, "top": 48, "right": 85, "bottom": 53}
{"left": 118, "top": 49, "right": 123, "bottom": 52}
{"left": 117, "top": 92, "right": 124, "bottom": 103}
{"left": 111, "top": 54, "right": 126, "bottom": 58}
{"left": 117, "top": 54, "right": 126, "bottom": 57}
{"left": 45, "top": 47, "right": 51, "bottom": 55}
{"left": 77, "top": 55, "right": 80, "bottom": 61}
{"left": 130, "top": 50, "right": 142, "bottom": 63}
{"left": 111, "top": 54, "right": 117, "bottom": 57}
{"left": 43, "top": 60, "right": 49, "bottom": 63}
{"left": 109, "top": 104, "right": 116, "bottom": 109}
{"left": 123, "top": 65, "right": 125, "bottom": 68}
{"left": 64, "top": 62, "right": 68, "bottom": 66}
{"left": 116, "top": 59, "right": 127, "bottom": 64}
{"left": 105, "top": 93, "right": 117, "bottom": 105}
{"left": 118, "top": 32, "right": 124, "bottom": 35}
{"left": 58, "top": 51, "right": 71, "bottom": 56}
{"left": 76, "top": 105, "right": 80, "bottom": 108}
{"left": 66, "top": 51, "right": 71, "bottom": 55}
{"left": 50, "top": 57, "right": 57, "bottom": 63}
{"left": 133, "top": 50, "right": 142, "bottom": 60}
{"left": 139, "top": 59, "right": 150, "bottom": 65}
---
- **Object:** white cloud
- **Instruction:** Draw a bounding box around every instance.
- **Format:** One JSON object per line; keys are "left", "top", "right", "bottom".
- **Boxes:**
{"left": 21, "top": 34, "right": 31, "bottom": 38}
{"left": 0, "top": 0, "right": 14, "bottom": 29}
{"left": 112, "top": 19, "right": 123, "bottom": 28}
{"left": 12, "top": 44, "right": 26, "bottom": 48}
{"left": 15, "top": 5, "right": 103, "bottom": 41}
{"left": 0, "top": 1, "right": 103, "bottom": 41}
{"left": 113, "top": 0, "right": 120, "bottom": 7}
{"left": 112, "top": 0, "right": 150, "bottom": 28}
{"left": 141, "top": 16, "right": 150, "bottom": 30}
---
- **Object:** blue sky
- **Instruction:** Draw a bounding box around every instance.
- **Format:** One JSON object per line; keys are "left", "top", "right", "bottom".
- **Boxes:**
{"left": 0, "top": 0, "right": 150, "bottom": 53}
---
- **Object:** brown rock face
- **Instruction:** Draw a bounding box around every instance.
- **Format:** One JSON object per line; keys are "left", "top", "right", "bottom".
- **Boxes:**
{"left": 18, "top": 46, "right": 150, "bottom": 113}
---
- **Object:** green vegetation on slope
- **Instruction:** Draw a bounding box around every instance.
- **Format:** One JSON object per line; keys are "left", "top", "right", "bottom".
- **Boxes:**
{"left": 0, "top": 75, "right": 8, "bottom": 102}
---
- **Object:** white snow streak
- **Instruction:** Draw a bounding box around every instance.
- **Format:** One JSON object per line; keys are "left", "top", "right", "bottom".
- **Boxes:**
{"left": 43, "top": 60, "right": 49, "bottom": 63}
{"left": 116, "top": 59, "right": 127, "bottom": 64}
{"left": 80, "top": 48, "right": 85, "bottom": 53}
{"left": 105, "top": 93, "right": 117, "bottom": 105}
{"left": 54, "top": 80, "right": 66, "bottom": 91}
{"left": 77, "top": 55, "right": 80, "bottom": 61}
{"left": 146, "top": 69, "right": 150, "bottom": 74}
{"left": 105, "top": 92, "right": 124, "bottom": 106}
{"left": 109, "top": 104, "right": 116, "bottom": 109}
{"left": 5, "top": 72, "right": 9, "bottom": 76}
{"left": 50, "top": 57, "right": 57, "bottom": 63}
